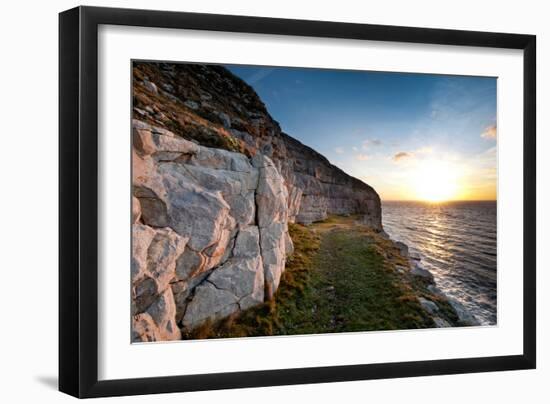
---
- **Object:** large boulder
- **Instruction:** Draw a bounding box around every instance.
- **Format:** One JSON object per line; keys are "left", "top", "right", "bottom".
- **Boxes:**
{"left": 171, "top": 271, "right": 212, "bottom": 324}
{"left": 132, "top": 196, "right": 142, "bottom": 223}
{"left": 170, "top": 163, "right": 257, "bottom": 226}
{"left": 448, "top": 298, "right": 481, "bottom": 326}
{"left": 188, "top": 145, "right": 253, "bottom": 172}
{"left": 146, "top": 228, "right": 188, "bottom": 292}
{"left": 156, "top": 163, "right": 232, "bottom": 252}
{"left": 131, "top": 225, "right": 187, "bottom": 314}
{"left": 131, "top": 224, "right": 156, "bottom": 283}
{"left": 410, "top": 262, "right": 435, "bottom": 282}
{"left": 287, "top": 185, "right": 303, "bottom": 223}
{"left": 131, "top": 224, "right": 188, "bottom": 342}
{"left": 182, "top": 226, "right": 264, "bottom": 329}
{"left": 252, "top": 154, "right": 290, "bottom": 299}
{"left": 132, "top": 288, "right": 181, "bottom": 342}
{"left": 252, "top": 154, "right": 288, "bottom": 227}
{"left": 260, "top": 222, "right": 287, "bottom": 300}
{"left": 132, "top": 151, "right": 170, "bottom": 228}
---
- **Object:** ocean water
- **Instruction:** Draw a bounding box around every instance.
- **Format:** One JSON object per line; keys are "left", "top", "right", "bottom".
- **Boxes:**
{"left": 382, "top": 201, "right": 497, "bottom": 325}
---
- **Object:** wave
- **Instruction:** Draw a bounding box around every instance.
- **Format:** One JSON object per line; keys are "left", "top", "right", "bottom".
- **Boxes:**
{"left": 382, "top": 200, "right": 497, "bottom": 325}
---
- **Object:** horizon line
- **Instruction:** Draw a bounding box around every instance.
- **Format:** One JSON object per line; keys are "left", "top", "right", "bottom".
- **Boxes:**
{"left": 381, "top": 199, "right": 497, "bottom": 203}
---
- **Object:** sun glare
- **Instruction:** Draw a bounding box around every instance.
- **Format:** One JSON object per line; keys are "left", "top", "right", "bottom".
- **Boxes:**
{"left": 411, "top": 160, "right": 461, "bottom": 202}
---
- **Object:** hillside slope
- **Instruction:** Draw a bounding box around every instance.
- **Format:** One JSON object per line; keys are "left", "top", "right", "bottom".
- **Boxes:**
{"left": 133, "top": 62, "right": 382, "bottom": 227}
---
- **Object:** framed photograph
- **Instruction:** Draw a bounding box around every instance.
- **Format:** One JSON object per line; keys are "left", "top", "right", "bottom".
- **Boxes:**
{"left": 59, "top": 6, "right": 536, "bottom": 398}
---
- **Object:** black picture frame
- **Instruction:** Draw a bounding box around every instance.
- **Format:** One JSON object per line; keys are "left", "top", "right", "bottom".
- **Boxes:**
{"left": 59, "top": 6, "right": 536, "bottom": 398}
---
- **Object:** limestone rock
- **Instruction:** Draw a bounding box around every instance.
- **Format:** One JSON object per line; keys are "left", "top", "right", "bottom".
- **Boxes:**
{"left": 175, "top": 248, "right": 207, "bottom": 282}
{"left": 208, "top": 256, "right": 264, "bottom": 305}
{"left": 202, "top": 214, "right": 237, "bottom": 270}
{"left": 131, "top": 62, "right": 385, "bottom": 336}
{"left": 137, "top": 196, "right": 169, "bottom": 228}
{"left": 157, "top": 163, "right": 232, "bottom": 252}
{"left": 427, "top": 284, "right": 445, "bottom": 296}
{"left": 132, "top": 151, "right": 170, "bottom": 228}
{"left": 433, "top": 317, "right": 452, "bottom": 328}
{"left": 134, "top": 145, "right": 242, "bottom": 266}
{"left": 146, "top": 227, "right": 188, "bottom": 293}
{"left": 379, "top": 230, "right": 391, "bottom": 240}
{"left": 287, "top": 186, "right": 303, "bottom": 223}
{"left": 171, "top": 271, "right": 211, "bottom": 323}
{"left": 184, "top": 100, "right": 199, "bottom": 110}
{"left": 448, "top": 298, "right": 481, "bottom": 326}
{"left": 182, "top": 254, "right": 264, "bottom": 329}
{"left": 181, "top": 226, "right": 265, "bottom": 329}
{"left": 132, "top": 226, "right": 187, "bottom": 315}
{"left": 410, "top": 262, "right": 435, "bottom": 282}
{"left": 132, "top": 312, "right": 161, "bottom": 342}
{"left": 260, "top": 222, "right": 287, "bottom": 300}
{"left": 131, "top": 224, "right": 156, "bottom": 283}
{"left": 189, "top": 146, "right": 253, "bottom": 173}
{"left": 175, "top": 163, "right": 257, "bottom": 225}
{"left": 133, "top": 63, "right": 382, "bottom": 233}
{"left": 181, "top": 282, "right": 239, "bottom": 330}
{"left": 133, "top": 277, "right": 158, "bottom": 315}
{"left": 143, "top": 79, "right": 158, "bottom": 94}
{"left": 394, "top": 241, "right": 409, "bottom": 257}
{"left": 233, "top": 226, "right": 261, "bottom": 258}
{"left": 418, "top": 297, "right": 439, "bottom": 315}
{"left": 252, "top": 154, "right": 289, "bottom": 227}
{"left": 133, "top": 128, "right": 157, "bottom": 156}
{"left": 133, "top": 122, "right": 197, "bottom": 159}
{"left": 132, "top": 288, "right": 181, "bottom": 342}
{"left": 132, "top": 196, "right": 142, "bottom": 223}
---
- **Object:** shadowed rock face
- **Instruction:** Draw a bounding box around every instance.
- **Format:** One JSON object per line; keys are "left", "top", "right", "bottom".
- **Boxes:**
{"left": 131, "top": 62, "right": 382, "bottom": 341}
{"left": 280, "top": 132, "right": 381, "bottom": 226}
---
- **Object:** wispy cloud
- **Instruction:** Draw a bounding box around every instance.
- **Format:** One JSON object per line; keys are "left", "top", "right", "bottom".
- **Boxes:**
{"left": 362, "top": 138, "right": 382, "bottom": 150}
{"left": 393, "top": 151, "right": 413, "bottom": 162}
{"left": 355, "top": 153, "right": 369, "bottom": 161}
{"left": 481, "top": 124, "right": 497, "bottom": 140}
{"left": 387, "top": 146, "right": 431, "bottom": 164}
{"left": 334, "top": 147, "right": 345, "bottom": 154}
{"left": 247, "top": 68, "right": 275, "bottom": 85}
{"left": 484, "top": 146, "right": 496, "bottom": 155}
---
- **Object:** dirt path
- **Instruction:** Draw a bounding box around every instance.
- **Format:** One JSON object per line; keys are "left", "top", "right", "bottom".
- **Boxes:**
{"left": 274, "top": 217, "right": 435, "bottom": 334}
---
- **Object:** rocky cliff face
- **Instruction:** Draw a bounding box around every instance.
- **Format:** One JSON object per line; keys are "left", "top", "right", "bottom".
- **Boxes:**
{"left": 131, "top": 62, "right": 382, "bottom": 342}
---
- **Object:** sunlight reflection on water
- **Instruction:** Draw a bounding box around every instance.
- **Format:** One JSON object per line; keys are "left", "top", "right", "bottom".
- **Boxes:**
{"left": 382, "top": 200, "right": 497, "bottom": 325}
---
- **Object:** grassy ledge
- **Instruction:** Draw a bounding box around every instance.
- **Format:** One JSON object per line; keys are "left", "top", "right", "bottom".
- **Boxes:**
{"left": 183, "top": 215, "right": 463, "bottom": 340}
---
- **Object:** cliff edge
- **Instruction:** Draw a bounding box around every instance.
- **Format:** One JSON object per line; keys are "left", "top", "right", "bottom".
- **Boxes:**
{"left": 131, "top": 62, "right": 382, "bottom": 342}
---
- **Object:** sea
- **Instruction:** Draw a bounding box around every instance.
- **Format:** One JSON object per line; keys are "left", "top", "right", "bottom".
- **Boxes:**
{"left": 382, "top": 200, "right": 497, "bottom": 325}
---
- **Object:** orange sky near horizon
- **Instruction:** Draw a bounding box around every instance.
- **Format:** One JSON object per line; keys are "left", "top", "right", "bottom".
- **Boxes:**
{"left": 355, "top": 148, "right": 497, "bottom": 203}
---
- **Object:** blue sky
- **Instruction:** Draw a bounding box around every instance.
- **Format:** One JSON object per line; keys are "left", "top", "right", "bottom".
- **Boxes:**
{"left": 226, "top": 64, "right": 497, "bottom": 201}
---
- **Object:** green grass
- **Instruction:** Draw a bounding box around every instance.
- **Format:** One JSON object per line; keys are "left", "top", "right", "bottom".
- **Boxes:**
{"left": 183, "top": 217, "right": 441, "bottom": 340}
{"left": 283, "top": 228, "right": 434, "bottom": 333}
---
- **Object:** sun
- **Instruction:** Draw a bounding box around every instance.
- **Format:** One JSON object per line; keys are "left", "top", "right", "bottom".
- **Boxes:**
{"left": 411, "top": 160, "right": 461, "bottom": 202}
